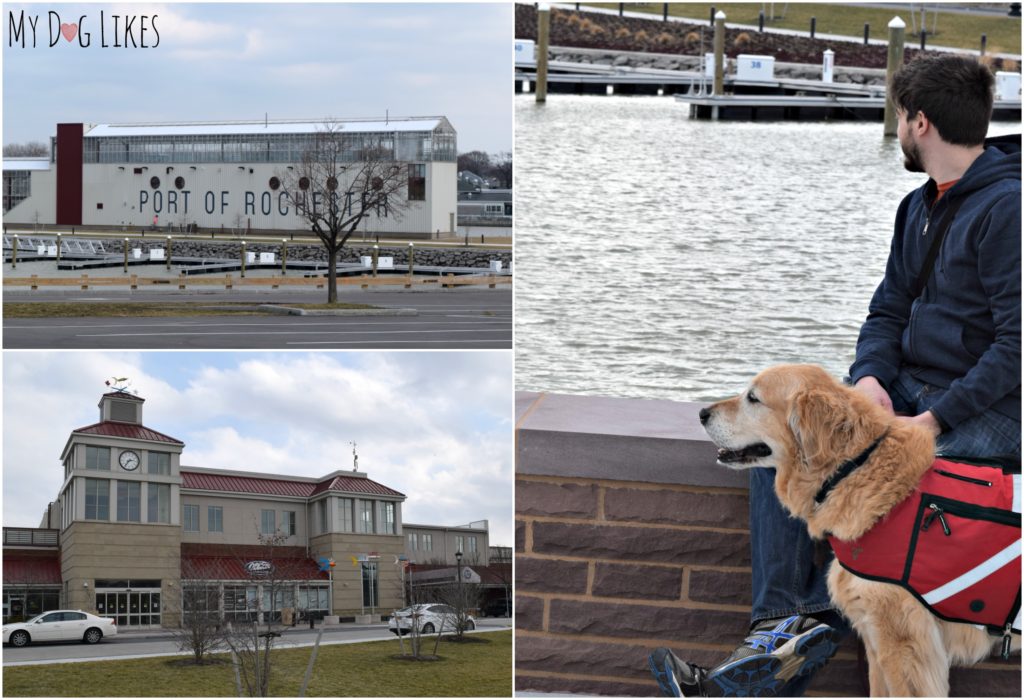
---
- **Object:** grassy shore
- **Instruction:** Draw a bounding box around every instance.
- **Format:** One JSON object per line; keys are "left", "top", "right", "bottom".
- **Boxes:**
{"left": 1, "top": 630, "right": 512, "bottom": 697}
{"left": 586, "top": 3, "right": 1021, "bottom": 55}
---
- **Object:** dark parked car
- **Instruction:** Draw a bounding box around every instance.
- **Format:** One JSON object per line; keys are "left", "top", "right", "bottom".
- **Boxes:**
{"left": 481, "top": 598, "right": 511, "bottom": 617}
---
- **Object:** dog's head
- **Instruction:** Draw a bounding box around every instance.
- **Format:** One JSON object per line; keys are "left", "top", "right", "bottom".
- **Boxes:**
{"left": 700, "top": 364, "right": 882, "bottom": 474}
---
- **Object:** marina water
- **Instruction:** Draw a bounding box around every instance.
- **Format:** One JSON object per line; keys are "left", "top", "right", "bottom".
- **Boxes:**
{"left": 515, "top": 95, "right": 1019, "bottom": 402}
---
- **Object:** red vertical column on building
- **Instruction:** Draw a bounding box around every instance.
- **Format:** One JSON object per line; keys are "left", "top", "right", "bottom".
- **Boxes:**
{"left": 56, "top": 123, "right": 84, "bottom": 226}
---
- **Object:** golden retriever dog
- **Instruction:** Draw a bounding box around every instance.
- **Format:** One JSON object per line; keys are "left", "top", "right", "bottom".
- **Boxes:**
{"left": 699, "top": 364, "right": 1021, "bottom": 696}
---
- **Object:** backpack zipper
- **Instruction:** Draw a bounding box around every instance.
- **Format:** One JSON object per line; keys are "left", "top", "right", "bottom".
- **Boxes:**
{"left": 935, "top": 469, "right": 992, "bottom": 487}
{"left": 921, "top": 503, "right": 951, "bottom": 535}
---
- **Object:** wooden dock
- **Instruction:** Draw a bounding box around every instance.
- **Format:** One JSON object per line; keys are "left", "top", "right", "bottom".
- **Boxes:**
{"left": 516, "top": 60, "right": 1022, "bottom": 120}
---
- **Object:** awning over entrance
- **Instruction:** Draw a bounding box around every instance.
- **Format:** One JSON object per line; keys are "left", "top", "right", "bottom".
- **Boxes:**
{"left": 2, "top": 551, "right": 62, "bottom": 585}
{"left": 180, "top": 543, "right": 328, "bottom": 581}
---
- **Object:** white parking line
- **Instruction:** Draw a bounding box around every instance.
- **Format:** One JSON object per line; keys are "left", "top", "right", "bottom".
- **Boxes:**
{"left": 75, "top": 328, "right": 512, "bottom": 338}
{"left": 8, "top": 320, "right": 511, "bottom": 330}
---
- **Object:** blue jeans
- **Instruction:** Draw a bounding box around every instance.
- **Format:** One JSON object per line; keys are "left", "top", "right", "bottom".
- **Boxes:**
{"left": 747, "top": 368, "right": 1020, "bottom": 690}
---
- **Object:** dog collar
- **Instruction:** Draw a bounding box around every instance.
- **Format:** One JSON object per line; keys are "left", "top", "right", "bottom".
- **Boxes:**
{"left": 813, "top": 430, "right": 890, "bottom": 506}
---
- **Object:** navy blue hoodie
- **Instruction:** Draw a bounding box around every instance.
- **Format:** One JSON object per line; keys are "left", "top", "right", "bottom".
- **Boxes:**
{"left": 850, "top": 135, "right": 1021, "bottom": 430}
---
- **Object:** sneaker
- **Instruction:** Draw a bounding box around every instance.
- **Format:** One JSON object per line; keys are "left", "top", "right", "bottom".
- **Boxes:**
{"left": 648, "top": 647, "right": 705, "bottom": 697}
{"left": 701, "top": 615, "right": 840, "bottom": 697}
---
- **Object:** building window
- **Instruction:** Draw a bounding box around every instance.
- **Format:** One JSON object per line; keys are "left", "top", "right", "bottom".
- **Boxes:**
{"left": 339, "top": 498, "right": 353, "bottom": 533}
{"left": 359, "top": 501, "right": 374, "bottom": 534}
{"left": 147, "top": 483, "right": 170, "bottom": 523}
{"left": 147, "top": 452, "right": 170, "bottom": 475}
{"left": 282, "top": 511, "right": 296, "bottom": 536}
{"left": 318, "top": 501, "right": 328, "bottom": 534}
{"left": 468, "top": 536, "right": 477, "bottom": 554}
{"left": 85, "top": 446, "right": 110, "bottom": 470}
{"left": 456, "top": 535, "right": 464, "bottom": 554}
{"left": 183, "top": 504, "right": 199, "bottom": 532}
{"left": 208, "top": 506, "right": 223, "bottom": 533}
{"left": 84, "top": 479, "right": 109, "bottom": 520}
{"left": 407, "top": 532, "right": 417, "bottom": 551}
{"left": 261, "top": 509, "right": 276, "bottom": 535}
{"left": 378, "top": 501, "right": 396, "bottom": 535}
{"left": 117, "top": 482, "right": 141, "bottom": 522}
{"left": 408, "top": 164, "right": 425, "bottom": 201}
{"left": 361, "top": 562, "right": 379, "bottom": 609}
{"left": 421, "top": 533, "right": 432, "bottom": 552}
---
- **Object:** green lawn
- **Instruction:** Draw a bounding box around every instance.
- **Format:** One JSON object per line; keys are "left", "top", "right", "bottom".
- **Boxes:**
{"left": 586, "top": 3, "right": 1021, "bottom": 54}
{"left": 2, "top": 630, "right": 512, "bottom": 697}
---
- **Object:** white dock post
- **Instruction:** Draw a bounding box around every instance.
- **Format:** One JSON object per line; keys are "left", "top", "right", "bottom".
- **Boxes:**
{"left": 713, "top": 11, "right": 726, "bottom": 97}
{"left": 884, "top": 16, "right": 906, "bottom": 137}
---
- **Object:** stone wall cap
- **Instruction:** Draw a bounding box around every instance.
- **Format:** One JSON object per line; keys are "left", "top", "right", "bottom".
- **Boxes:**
{"left": 516, "top": 392, "right": 748, "bottom": 489}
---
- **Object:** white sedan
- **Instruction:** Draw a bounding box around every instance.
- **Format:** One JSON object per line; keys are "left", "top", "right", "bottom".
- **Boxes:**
{"left": 3, "top": 610, "right": 117, "bottom": 647}
{"left": 388, "top": 603, "right": 476, "bottom": 635}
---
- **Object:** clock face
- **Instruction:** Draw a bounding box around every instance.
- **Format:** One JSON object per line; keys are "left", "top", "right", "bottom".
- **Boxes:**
{"left": 119, "top": 450, "right": 140, "bottom": 471}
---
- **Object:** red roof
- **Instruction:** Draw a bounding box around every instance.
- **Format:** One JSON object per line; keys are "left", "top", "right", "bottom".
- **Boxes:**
{"left": 182, "top": 471, "right": 403, "bottom": 499}
{"left": 181, "top": 546, "right": 327, "bottom": 581}
{"left": 72, "top": 421, "right": 183, "bottom": 445}
{"left": 102, "top": 391, "right": 144, "bottom": 402}
{"left": 2, "top": 553, "right": 62, "bottom": 585}
{"left": 182, "top": 472, "right": 312, "bottom": 497}
{"left": 310, "top": 475, "right": 404, "bottom": 498}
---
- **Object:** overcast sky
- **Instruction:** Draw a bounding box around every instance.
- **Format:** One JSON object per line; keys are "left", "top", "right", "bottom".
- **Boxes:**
{"left": 2, "top": 2, "right": 512, "bottom": 154}
{"left": 2, "top": 351, "right": 514, "bottom": 547}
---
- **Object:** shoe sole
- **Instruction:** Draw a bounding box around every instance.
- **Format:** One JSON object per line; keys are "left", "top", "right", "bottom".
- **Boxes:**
{"left": 648, "top": 649, "right": 684, "bottom": 697}
{"left": 704, "top": 625, "right": 840, "bottom": 697}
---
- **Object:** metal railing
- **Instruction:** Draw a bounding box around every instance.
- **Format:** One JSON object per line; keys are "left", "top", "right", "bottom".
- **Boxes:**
{"left": 3, "top": 528, "right": 59, "bottom": 547}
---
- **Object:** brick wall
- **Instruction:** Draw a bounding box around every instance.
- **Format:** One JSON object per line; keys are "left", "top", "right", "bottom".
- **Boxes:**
{"left": 515, "top": 392, "right": 1021, "bottom": 697}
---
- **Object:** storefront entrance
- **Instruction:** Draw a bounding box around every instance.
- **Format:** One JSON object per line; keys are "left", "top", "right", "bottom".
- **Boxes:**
{"left": 95, "top": 580, "right": 161, "bottom": 628}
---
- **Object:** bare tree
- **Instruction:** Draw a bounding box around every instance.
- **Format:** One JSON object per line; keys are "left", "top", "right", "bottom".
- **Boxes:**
{"left": 3, "top": 141, "right": 48, "bottom": 157}
{"left": 492, "top": 152, "right": 513, "bottom": 189}
{"left": 279, "top": 122, "right": 411, "bottom": 303}
{"left": 434, "top": 573, "right": 481, "bottom": 642}
{"left": 223, "top": 533, "right": 312, "bottom": 697}
{"left": 172, "top": 558, "right": 229, "bottom": 664}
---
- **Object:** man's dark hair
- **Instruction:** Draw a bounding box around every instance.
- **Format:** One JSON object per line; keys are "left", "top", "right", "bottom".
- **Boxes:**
{"left": 889, "top": 54, "right": 994, "bottom": 146}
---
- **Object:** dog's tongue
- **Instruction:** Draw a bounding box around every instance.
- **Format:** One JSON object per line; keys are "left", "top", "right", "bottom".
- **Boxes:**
{"left": 718, "top": 443, "right": 772, "bottom": 462}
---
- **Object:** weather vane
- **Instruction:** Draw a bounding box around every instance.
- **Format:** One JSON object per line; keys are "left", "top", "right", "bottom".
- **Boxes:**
{"left": 105, "top": 377, "right": 136, "bottom": 395}
{"left": 350, "top": 441, "right": 358, "bottom": 471}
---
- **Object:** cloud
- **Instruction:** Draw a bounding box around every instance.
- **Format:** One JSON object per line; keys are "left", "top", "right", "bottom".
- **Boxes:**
{"left": 2, "top": 352, "right": 514, "bottom": 546}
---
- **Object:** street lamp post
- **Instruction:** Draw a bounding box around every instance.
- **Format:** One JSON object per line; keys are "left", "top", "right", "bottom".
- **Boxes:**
{"left": 455, "top": 550, "right": 463, "bottom": 632}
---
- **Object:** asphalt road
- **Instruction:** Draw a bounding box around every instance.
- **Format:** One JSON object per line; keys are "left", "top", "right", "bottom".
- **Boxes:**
{"left": 2, "top": 618, "right": 512, "bottom": 666}
{"left": 2, "top": 289, "right": 512, "bottom": 349}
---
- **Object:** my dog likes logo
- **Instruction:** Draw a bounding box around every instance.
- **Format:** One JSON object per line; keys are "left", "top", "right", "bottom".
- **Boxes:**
{"left": 7, "top": 10, "right": 160, "bottom": 48}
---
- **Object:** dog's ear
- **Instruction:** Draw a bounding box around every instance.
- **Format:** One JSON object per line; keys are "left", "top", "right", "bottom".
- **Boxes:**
{"left": 787, "top": 389, "right": 855, "bottom": 469}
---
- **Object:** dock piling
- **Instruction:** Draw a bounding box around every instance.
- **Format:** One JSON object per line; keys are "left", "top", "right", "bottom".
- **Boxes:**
{"left": 536, "top": 3, "right": 550, "bottom": 103}
{"left": 884, "top": 16, "right": 906, "bottom": 137}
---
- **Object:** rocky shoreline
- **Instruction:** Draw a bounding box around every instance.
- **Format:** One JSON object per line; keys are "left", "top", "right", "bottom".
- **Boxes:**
{"left": 32, "top": 239, "right": 512, "bottom": 268}
{"left": 517, "top": 4, "right": 1016, "bottom": 73}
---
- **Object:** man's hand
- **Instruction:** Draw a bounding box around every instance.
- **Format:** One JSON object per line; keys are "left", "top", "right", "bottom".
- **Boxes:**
{"left": 854, "top": 376, "right": 894, "bottom": 415}
{"left": 895, "top": 411, "right": 943, "bottom": 437}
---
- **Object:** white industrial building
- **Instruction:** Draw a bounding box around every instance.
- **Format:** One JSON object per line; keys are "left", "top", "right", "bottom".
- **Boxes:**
{"left": 2, "top": 117, "right": 458, "bottom": 237}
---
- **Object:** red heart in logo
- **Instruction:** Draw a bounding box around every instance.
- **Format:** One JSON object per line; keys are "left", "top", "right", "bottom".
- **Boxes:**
{"left": 61, "top": 23, "right": 78, "bottom": 43}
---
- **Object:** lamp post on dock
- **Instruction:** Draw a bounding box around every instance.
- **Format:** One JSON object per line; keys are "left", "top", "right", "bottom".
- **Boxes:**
{"left": 884, "top": 16, "right": 906, "bottom": 137}
{"left": 713, "top": 11, "right": 726, "bottom": 98}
